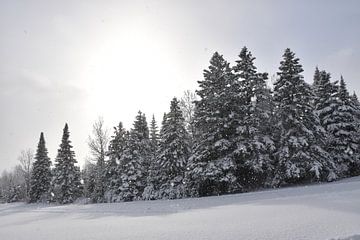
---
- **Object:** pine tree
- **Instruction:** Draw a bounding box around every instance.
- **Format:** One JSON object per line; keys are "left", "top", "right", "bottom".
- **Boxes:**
{"left": 232, "top": 47, "right": 275, "bottom": 189}
{"left": 186, "top": 52, "right": 238, "bottom": 197}
{"left": 152, "top": 98, "right": 190, "bottom": 199}
{"left": 272, "top": 49, "right": 331, "bottom": 185}
{"left": 118, "top": 112, "right": 151, "bottom": 201}
{"left": 53, "top": 124, "right": 81, "bottom": 204}
{"left": 29, "top": 132, "right": 52, "bottom": 202}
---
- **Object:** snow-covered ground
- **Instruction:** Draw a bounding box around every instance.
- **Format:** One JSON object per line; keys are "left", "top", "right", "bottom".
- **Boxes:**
{"left": 1, "top": 178, "right": 360, "bottom": 240}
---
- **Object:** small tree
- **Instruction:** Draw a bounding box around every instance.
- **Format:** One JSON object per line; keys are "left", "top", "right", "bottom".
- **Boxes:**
{"left": 179, "top": 90, "right": 197, "bottom": 138}
{"left": 29, "top": 133, "right": 52, "bottom": 202}
{"left": 87, "top": 117, "right": 109, "bottom": 203}
{"left": 105, "top": 122, "right": 128, "bottom": 202}
{"left": 81, "top": 160, "right": 97, "bottom": 199}
{"left": 18, "top": 148, "right": 34, "bottom": 200}
{"left": 149, "top": 114, "right": 159, "bottom": 154}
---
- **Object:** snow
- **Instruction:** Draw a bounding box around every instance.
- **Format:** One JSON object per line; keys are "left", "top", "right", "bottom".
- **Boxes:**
{"left": 2, "top": 177, "right": 360, "bottom": 240}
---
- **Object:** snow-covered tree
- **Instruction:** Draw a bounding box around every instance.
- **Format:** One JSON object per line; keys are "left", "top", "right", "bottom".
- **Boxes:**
{"left": 81, "top": 160, "right": 96, "bottom": 199}
{"left": 351, "top": 92, "right": 360, "bottom": 133}
{"left": 179, "top": 90, "right": 197, "bottom": 139}
{"left": 17, "top": 149, "right": 34, "bottom": 201}
{"left": 87, "top": 117, "right": 109, "bottom": 203}
{"left": 29, "top": 133, "right": 52, "bottom": 202}
{"left": 143, "top": 113, "right": 167, "bottom": 200}
{"left": 312, "top": 69, "right": 339, "bottom": 180}
{"left": 232, "top": 47, "right": 275, "bottom": 189}
{"left": 272, "top": 49, "right": 332, "bottom": 185}
{"left": 0, "top": 166, "right": 26, "bottom": 203}
{"left": 313, "top": 70, "right": 334, "bottom": 125}
{"left": 312, "top": 66, "right": 321, "bottom": 88}
{"left": 327, "top": 77, "right": 360, "bottom": 177}
{"left": 117, "top": 112, "right": 151, "bottom": 201}
{"left": 149, "top": 114, "right": 159, "bottom": 154}
{"left": 105, "top": 122, "right": 128, "bottom": 202}
{"left": 145, "top": 98, "right": 190, "bottom": 199}
{"left": 187, "top": 52, "right": 238, "bottom": 197}
{"left": 53, "top": 124, "right": 81, "bottom": 204}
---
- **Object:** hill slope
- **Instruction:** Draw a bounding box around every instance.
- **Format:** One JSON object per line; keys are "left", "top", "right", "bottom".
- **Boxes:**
{"left": 1, "top": 177, "right": 360, "bottom": 240}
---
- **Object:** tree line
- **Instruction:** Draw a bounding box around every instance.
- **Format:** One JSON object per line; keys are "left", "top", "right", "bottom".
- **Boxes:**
{"left": 1, "top": 47, "right": 360, "bottom": 204}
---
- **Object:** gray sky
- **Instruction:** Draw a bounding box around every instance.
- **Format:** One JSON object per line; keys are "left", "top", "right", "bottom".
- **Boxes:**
{"left": 1, "top": 0, "right": 359, "bottom": 171}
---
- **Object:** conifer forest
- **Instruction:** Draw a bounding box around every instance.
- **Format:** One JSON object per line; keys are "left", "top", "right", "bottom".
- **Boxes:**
{"left": 2, "top": 47, "right": 360, "bottom": 204}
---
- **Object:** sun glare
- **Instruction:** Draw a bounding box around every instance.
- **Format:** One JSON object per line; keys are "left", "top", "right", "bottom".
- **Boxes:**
{"left": 80, "top": 24, "right": 179, "bottom": 125}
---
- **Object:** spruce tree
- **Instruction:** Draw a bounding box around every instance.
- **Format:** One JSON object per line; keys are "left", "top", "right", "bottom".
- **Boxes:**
{"left": 232, "top": 47, "right": 275, "bottom": 189}
{"left": 351, "top": 92, "right": 360, "bottom": 131}
{"left": 154, "top": 98, "right": 190, "bottom": 199}
{"left": 105, "top": 122, "right": 128, "bottom": 202}
{"left": 53, "top": 124, "right": 81, "bottom": 204}
{"left": 312, "top": 66, "right": 321, "bottom": 88}
{"left": 312, "top": 69, "right": 338, "bottom": 180}
{"left": 143, "top": 113, "right": 167, "bottom": 200}
{"left": 150, "top": 115, "right": 159, "bottom": 151}
{"left": 29, "top": 132, "right": 52, "bottom": 202}
{"left": 272, "top": 49, "right": 331, "bottom": 185}
{"left": 187, "top": 52, "right": 238, "bottom": 197}
{"left": 142, "top": 115, "right": 160, "bottom": 200}
{"left": 327, "top": 77, "right": 360, "bottom": 176}
{"left": 118, "top": 111, "right": 151, "bottom": 201}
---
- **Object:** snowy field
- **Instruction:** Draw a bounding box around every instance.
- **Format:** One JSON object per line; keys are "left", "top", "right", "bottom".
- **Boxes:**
{"left": 1, "top": 178, "right": 360, "bottom": 240}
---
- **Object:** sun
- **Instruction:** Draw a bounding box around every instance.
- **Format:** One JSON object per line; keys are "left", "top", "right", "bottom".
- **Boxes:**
{"left": 79, "top": 24, "right": 179, "bottom": 126}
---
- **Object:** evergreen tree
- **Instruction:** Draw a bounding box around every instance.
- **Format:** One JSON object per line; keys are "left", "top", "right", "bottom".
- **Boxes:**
{"left": 29, "top": 132, "right": 52, "bottom": 202}
{"left": 143, "top": 113, "right": 167, "bottom": 200}
{"left": 150, "top": 98, "right": 190, "bottom": 199}
{"left": 272, "top": 49, "right": 331, "bottom": 185}
{"left": 232, "top": 47, "right": 275, "bottom": 189}
{"left": 82, "top": 161, "right": 96, "bottom": 199}
{"left": 313, "top": 70, "right": 333, "bottom": 126}
{"left": 150, "top": 115, "right": 159, "bottom": 150}
{"left": 142, "top": 115, "right": 160, "bottom": 200}
{"left": 186, "top": 52, "right": 238, "bottom": 197}
{"left": 53, "top": 124, "right": 81, "bottom": 204}
{"left": 312, "top": 69, "right": 338, "bottom": 180}
{"left": 351, "top": 92, "right": 360, "bottom": 130}
{"left": 159, "top": 113, "right": 167, "bottom": 136}
{"left": 312, "top": 66, "right": 321, "bottom": 88}
{"left": 105, "top": 122, "right": 128, "bottom": 202}
{"left": 117, "top": 111, "right": 151, "bottom": 201}
{"left": 327, "top": 77, "right": 360, "bottom": 176}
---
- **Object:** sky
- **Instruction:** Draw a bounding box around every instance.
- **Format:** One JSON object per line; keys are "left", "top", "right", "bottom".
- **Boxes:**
{"left": 0, "top": 0, "right": 359, "bottom": 171}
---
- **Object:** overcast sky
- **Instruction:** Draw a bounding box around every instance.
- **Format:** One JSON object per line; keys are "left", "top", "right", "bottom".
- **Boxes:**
{"left": 0, "top": 0, "right": 359, "bottom": 171}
